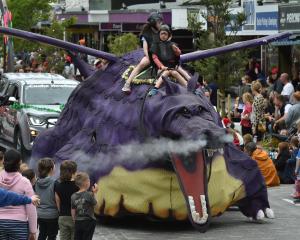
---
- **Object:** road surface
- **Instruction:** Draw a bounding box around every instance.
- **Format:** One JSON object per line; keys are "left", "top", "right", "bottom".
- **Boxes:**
{"left": 87, "top": 185, "right": 299, "bottom": 240}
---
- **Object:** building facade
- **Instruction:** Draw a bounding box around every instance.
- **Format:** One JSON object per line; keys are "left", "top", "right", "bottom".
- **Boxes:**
{"left": 55, "top": 0, "right": 300, "bottom": 75}
{"left": 55, "top": 0, "right": 206, "bottom": 52}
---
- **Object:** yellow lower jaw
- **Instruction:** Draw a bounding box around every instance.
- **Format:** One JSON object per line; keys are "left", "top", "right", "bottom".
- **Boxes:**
{"left": 95, "top": 155, "right": 246, "bottom": 220}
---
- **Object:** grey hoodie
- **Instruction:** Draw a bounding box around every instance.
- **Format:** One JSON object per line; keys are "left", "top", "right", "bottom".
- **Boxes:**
{"left": 35, "top": 176, "right": 59, "bottom": 219}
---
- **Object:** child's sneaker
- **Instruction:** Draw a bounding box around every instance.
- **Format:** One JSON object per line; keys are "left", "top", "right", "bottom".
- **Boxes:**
{"left": 122, "top": 82, "right": 131, "bottom": 93}
{"left": 294, "top": 198, "right": 300, "bottom": 204}
{"left": 148, "top": 88, "right": 158, "bottom": 97}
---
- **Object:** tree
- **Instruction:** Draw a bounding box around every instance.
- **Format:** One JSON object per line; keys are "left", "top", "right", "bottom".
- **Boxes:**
{"left": 107, "top": 33, "right": 139, "bottom": 56}
{"left": 8, "top": 0, "right": 52, "bottom": 31}
{"left": 187, "top": 0, "right": 248, "bottom": 92}
{"left": 6, "top": 0, "right": 76, "bottom": 73}
{"left": 39, "top": 17, "right": 77, "bottom": 73}
{"left": 7, "top": 0, "right": 53, "bottom": 52}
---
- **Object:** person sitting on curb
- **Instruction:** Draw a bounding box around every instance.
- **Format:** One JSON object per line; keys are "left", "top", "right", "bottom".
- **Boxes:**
{"left": 274, "top": 142, "right": 293, "bottom": 184}
{"left": 148, "top": 24, "right": 190, "bottom": 96}
{"left": 244, "top": 142, "right": 280, "bottom": 187}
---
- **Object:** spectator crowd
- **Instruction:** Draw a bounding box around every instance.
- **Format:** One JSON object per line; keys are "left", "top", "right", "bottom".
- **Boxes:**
{"left": 208, "top": 64, "right": 300, "bottom": 202}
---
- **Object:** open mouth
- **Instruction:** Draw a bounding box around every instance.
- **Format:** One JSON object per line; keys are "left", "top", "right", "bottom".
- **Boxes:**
{"left": 171, "top": 151, "right": 210, "bottom": 232}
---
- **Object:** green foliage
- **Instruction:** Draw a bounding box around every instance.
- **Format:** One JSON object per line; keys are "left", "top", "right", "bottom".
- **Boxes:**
{"left": 187, "top": 0, "right": 249, "bottom": 91}
{"left": 107, "top": 33, "right": 139, "bottom": 56}
{"left": 7, "top": 0, "right": 53, "bottom": 52}
{"left": 8, "top": 0, "right": 52, "bottom": 30}
{"left": 38, "top": 17, "right": 77, "bottom": 73}
{"left": 42, "top": 17, "right": 76, "bottom": 53}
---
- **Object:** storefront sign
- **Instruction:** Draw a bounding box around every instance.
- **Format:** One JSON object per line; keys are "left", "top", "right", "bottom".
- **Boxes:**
{"left": 122, "top": 23, "right": 145, "bottom": 32}
{"left": 99, "top": 22, "right": 122, "bottom": 31}
{"left": 256, "top": 12, "right": 278, "bottom": 31}
{"left": 99, "top": 22, "right": 145, "bottom": 32}
{"left": 279, "top": 4, "right": 300, "bottom": 31}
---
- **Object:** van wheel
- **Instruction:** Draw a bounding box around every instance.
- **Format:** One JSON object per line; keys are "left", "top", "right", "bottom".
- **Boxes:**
{"left": 15, "top": 131, "right": 30, "bottom": 162}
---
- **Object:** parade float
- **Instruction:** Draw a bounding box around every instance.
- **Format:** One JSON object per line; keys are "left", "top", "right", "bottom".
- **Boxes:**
{"left": 0, "top": 27, "right": 291, "bottom": 232}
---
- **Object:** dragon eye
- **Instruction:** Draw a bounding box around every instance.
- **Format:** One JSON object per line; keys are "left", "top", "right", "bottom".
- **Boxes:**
{"left": 179, "top": 107, "right": 191, "bottom": 118}
{"left": 182, "top": 107, "right": 190, "bottom": 114}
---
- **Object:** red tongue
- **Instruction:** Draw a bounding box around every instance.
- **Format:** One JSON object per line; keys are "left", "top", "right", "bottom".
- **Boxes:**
{"left": 171, "top": 151, "right": 210, "bottom": 229}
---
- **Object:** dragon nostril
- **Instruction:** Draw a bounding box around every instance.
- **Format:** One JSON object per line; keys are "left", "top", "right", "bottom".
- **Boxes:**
{"left": 91, "top": 131, "right": 97, "bottom": 143}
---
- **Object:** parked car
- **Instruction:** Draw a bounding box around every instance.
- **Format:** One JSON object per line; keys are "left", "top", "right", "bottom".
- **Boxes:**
{"left": 0, "top": 73, "right": 79, "bottom": 159}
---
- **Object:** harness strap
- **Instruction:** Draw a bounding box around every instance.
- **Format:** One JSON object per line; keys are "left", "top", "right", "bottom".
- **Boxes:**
{"left": 138, "top": 86, "right": 152, "bottom": 141}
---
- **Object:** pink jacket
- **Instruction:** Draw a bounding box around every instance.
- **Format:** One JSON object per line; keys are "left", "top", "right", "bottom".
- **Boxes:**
{"left": 0, "top": 171, "right": 37, "bottom": 233}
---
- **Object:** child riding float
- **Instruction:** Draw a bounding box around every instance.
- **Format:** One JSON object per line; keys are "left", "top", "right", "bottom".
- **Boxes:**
{"left": 148, "top": 24, "right": 191, "bottom": 96}
{"left": 122, "top": 12, "right": 163, "bottom": 93}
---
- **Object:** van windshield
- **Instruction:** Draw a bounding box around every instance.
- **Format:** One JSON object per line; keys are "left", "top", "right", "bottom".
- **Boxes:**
{"left": 23, "top": 84, "right": 77, "bottom": 105}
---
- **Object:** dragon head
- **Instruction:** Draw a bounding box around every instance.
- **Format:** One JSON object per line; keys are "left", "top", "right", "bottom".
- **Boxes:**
{"left": 140, "top": 75, "right": 228, "bottom": 231}
{"left": 144, "top": 75, "right": 226, "bottom": 146}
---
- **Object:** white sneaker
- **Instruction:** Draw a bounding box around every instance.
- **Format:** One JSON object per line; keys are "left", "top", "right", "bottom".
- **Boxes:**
{"left": 122, "top": 82, "right": 131, "bottom": 93}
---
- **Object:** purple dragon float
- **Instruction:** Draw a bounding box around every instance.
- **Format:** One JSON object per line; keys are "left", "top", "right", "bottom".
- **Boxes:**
{"left": 0, "top": 27, "right": 291, "bottom": 232}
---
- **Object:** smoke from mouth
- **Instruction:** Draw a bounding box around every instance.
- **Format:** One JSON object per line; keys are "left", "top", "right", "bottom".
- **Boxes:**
{"left": 69, "top": 137, "right": 208, "bottom": 173}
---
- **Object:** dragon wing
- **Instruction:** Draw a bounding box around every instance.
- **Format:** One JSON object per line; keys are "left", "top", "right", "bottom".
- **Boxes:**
{"left": 0, "top": 27, "right": 291, "bottom": 65}
{"left": 180, "top": 32, "right": 292, "bottom": 63}
{"left": 0, "top": 27, "right": 119, "bottom": 62}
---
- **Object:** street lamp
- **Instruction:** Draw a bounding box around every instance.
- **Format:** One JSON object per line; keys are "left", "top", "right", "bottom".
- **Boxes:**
{"left": 61, "top": 18, "right": 66, "bottom": 41}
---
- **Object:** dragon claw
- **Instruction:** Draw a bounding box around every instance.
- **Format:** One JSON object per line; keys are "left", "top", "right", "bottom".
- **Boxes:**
{"left": 264, "top": 208, "right": 274, "bottom": 219}
{"left": 256, "top": 209, "right": 265, "bottom": 221}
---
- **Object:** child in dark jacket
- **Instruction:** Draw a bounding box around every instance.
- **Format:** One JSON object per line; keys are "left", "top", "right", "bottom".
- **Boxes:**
{"left": 0, "top": 188, "right": 40, "bottom": 207}
{"left": 274, "top": 142, "right": 292, "bottom": 183}
{"left": 35, "top": 158, "right": 59, "bottom": 240}
{"left": 148, "top": 24, "right": 190, "bottom": 96}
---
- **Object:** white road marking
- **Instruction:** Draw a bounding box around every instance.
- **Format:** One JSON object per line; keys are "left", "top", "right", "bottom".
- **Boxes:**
{"left": 282, "top": 198, "right": 300, "bottom": 206}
